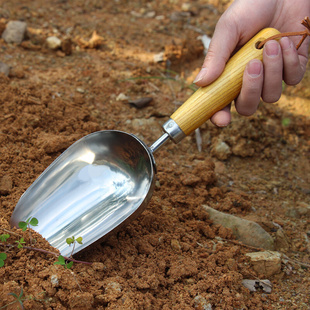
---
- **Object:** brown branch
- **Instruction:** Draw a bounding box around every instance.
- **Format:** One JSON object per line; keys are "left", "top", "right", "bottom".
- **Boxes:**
{"left": 257, "top": 16, "right": 310, "bottom": 50}
{"left": 0, "top": 242, "right": 93, "bottom": 265}
{"left": 0, "top": 227, "right": 22, "bottom": 237}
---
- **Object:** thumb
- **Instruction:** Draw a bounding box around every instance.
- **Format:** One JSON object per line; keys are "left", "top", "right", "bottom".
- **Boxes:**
{"left": 193, "top": 20, "right": 240, "bottom": 87}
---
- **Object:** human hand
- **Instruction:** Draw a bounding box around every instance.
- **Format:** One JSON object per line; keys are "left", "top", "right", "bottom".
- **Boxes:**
{"left": 194, "top": 0, "right": 310, "bottom": 127}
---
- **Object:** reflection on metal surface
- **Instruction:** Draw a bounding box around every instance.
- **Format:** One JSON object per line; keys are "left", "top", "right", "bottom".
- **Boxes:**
{"left": 11, "top": 131, "right": 155, "bottom": 257}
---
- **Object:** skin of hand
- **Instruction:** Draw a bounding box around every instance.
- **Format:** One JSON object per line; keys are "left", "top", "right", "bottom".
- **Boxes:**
{"left": 194, "top": 0, "right": 310, "bottom": 127}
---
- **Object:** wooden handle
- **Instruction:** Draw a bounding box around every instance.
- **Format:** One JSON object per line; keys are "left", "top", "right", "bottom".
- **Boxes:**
{"left": 170, "top": 28, "right": 280, "bottom": 135}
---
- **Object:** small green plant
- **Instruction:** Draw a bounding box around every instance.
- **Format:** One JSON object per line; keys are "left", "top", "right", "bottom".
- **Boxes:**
{"left": 54, "top": 255, "right": 74, "bottom": 269}
{"left": 54, "top": 236, "right": 83, "bottom": 269}
{"left": 18, "top": 217, "right": 38, "bottom": 232}
{"left": 0, "top": 234, "right": 10, "bottom": 267}
{"left": 0, "top": 233, "right": 10, "bottom": 242}
{"left": 6, "top": 287, "right": 25, "bottom": 310}
{"left": 15, "top": 237, "right": 26, "bottom": 249}
{"left": 281, "top": 118, "right": 291, "bottom": 127}
{"left": 0, "top": 252, "right": 7, "bottom": 267}
{"left": 18, "top": 217, "right": 38, "bottom": 246}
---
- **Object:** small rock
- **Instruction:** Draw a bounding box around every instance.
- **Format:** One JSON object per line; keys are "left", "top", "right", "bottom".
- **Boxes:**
{"left": 61, "top": 38, "right": 72, "bottom": 55}
{"left": 211, "top": 140, "right": 231, "bottom": 160}
{"left": 171, "top": 239, "right": 182, "bottom": 251}
{"left": 153, "top": 52, "right": 164, "bottom": 63}
{"left": 0, "top": 175, "right": 13, "bottom": 195}
{"left": 245, "top": 251, "right": 282, "bottom": 277}
{"left": 274, "top": 228, "right": 290, "bottom": 251}
{"left": 76, "top": 87, "right": 85, "bottom": 93}
{"left": 116, "top": 93, "right": 129, "bottom": 101}
{"left": 129, "top": 97, "right": 153, "bottom": 109}
{"left": 181, "top": 3, "right": 192, "bottom": 12}
{"left": 203, "top": 205, "right": 274, "bottom": 250}
{"left": 296, "top": 202, "right": 310, "bottom": 217}
{"left": 0, "top": 62, "right": 10, "bottom": 76}
{"left": 103, "top": 280, "right": 123, "bottom": 302}
{"left": 193, "top": 295, "right": 212, "bottom": 310}
{"left": 2, "top": 20, "right": 27, "bottom": 44}
{"left": 50, "top": 274, "right": 59, "bottom": 287}
{"left": 46, "top": 36, "right": 62, "bottom": 50}
{"left": 242, "top": 279, "right": 272, "bottom": 293}
{"left": 91, "top": 262, "right": 105, "bottom": 271}
{"left": 145, "top": 11, "right": 156, "bottom": 18}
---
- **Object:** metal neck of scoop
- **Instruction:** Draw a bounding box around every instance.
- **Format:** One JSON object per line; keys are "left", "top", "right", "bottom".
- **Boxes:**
{"left": 149, "top": 119, "right": 186, "bottom": 154}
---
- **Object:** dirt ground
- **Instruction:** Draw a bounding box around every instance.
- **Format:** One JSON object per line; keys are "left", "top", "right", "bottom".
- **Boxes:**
{"left": 0, "top": 0, "right": 310, "bottom": 309}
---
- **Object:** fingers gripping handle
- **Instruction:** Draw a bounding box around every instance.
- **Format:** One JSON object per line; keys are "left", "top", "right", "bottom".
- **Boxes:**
{"left": 170, "top": 28, "right": 280, "bottom": 136}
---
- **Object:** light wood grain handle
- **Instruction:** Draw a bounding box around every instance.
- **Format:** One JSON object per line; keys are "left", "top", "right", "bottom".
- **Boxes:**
{"left": 170, "top": 28, "right": 280, "bottom": 135}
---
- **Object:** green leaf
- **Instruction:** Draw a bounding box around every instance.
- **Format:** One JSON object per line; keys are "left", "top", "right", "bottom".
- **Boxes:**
{"left": 76, "top": 237, "right": 83, "bottom": 244}
{"left": 19, "top": 287, "right": 24, "bottom": 299}
{"left": 282, "top": 118, "right": 291, "bottom": 127}
{"left": 16, "top": 238, "right": 25, "bottom": 249}
{"left": 0, "top": 234, "right": 10, "bottom": 242}
{"left": 66, "top": 261, "right": 73, "bottom": 269}
{"left": 57, "top": 255, "right": 65, "bottom": 264}
{"left": 0, "top": 253, "right": 7, "bottom": 260}
{"left": 29, "top": 217, "right": 39, "bottom": 227}
{"left": 66, "top": 237, "right": 74, "bottom": 245}
{"left": 18, "top": 221, "right": 28, "bottom": 232}
{"left": 0, "top": 253, "right": 6, "bottom": 267}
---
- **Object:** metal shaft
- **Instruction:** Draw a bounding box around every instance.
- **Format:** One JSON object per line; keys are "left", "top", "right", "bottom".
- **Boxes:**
{"left": 149, "top": 119, "right": 186, "bottom": 154}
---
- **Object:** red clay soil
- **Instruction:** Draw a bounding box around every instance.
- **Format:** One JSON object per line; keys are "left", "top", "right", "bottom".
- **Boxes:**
{"left": 0, "top": 1, "right": 310, "bottom": 309}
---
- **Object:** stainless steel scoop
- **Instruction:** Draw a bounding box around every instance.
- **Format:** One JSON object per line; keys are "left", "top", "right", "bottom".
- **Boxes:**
{"left": 10, "top": 29, "right": 279, "bottom": 256}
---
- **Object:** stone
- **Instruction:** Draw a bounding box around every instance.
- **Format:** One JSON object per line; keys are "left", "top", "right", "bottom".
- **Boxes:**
{"left": 203, "top": 205, "right": 274, "bottom": 250}
{"left": 0, "top": 175, "right": 13, "bottom": 195}
{"left": 129, "top": 97, "right": 153, "bottom": 109}
{"left": 211, "top": 139, "right": 231, "bottom": 160}
{"left": 46, "top": 36, "right": 62, "bottom": 50}
{"left": 50, "top": 274, "right": 59, "bottom": 287}
{"left": 193, "top": 295, "right": 212, "bottom": 310}
{"left": 0, "top": 62, "right": 10, "bottom": 76}
{"left": 116, "top": 93, "right": 129, "bottom": 101}
{"left": 61, "top": 38, "right": 72, "bottom": 55}
{"left": 245, "top": 251, "right": 282, "bottom": 277}
{"left": 2, "top": 20, "right": 27, "bottom": 44}
{"left": 242, "top": 279, "right": 272, "bottom": 293}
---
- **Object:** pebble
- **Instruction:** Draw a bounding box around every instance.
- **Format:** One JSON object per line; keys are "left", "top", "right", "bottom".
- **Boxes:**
{"left": 50, "top": 274, "right": 59, "bottom": 287}
{"left": 242, "top": 279, "right": 272, "bottom": 293}
{"left": 46, "top": 36, "right": 62, "bottom": 50}
{"left": 129, "top": 97, "right": 153, "bottom": 109}
{"left": 193, "top": 295, "right": 212, "bottom": 310}
{"left": 116, "top": 93, "right": 129, "bottom": 101}
{"left": 210, "top": 139, "right": 231, "bottom": 160}
{"left": 203, "top": 205, "right": 274, "bottom": 250}
{"left": 153, "top": 52, "right": 164, "bottom": 63}
{"left": 0, "top": 175, "right": 13, "bottom": 195}
{"left": 245, "top": 251, "right": 282, "bottom": 277}
{"left": 0, "top": 62, "right": 10, "bottom": 76}
{"left": 61, "top": 38, "right": 72, "bottom": 55}
{"left": 2, "top": 20, "right": 27, "bottom": 44}
{"left": 170, "top": 239, "right": 182, "bottom": 251}
{"left": 76, "top": 87, "right": 85, "bottom": 93}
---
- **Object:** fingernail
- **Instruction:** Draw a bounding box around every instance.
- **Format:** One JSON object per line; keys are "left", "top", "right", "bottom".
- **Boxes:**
{"left": 193, "top": 67, "right": 208, "bottom": 83}
{"left": 247, "top": 59, "right": 262, "bottom": 77}
{"left": 265, "top": 41, "right": 280, "bottom": 57}
{"left": 280, "top": 37, "right": 293, "bottom": 51}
